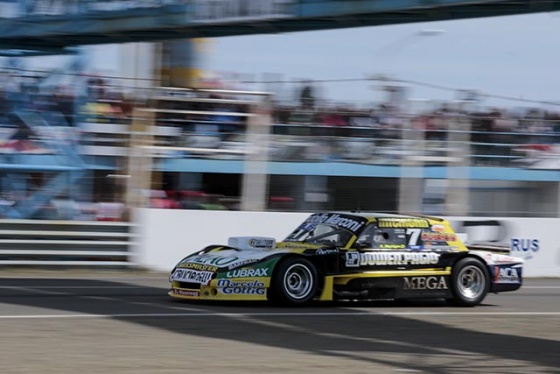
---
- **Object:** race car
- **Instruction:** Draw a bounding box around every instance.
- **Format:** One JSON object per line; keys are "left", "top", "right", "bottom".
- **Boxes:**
{"left": 169, "top": 212, "right": 524, "bottom": 306}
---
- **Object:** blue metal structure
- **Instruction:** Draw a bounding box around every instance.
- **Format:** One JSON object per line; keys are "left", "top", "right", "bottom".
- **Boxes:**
{"left": 0, "top": 0, "right": 559, "bottom": 55}
{"left": 0, "top": 0, "right": 559, "bottom": 218}
{"left": 0, "top": 51, "right": 90, "bottom": 218}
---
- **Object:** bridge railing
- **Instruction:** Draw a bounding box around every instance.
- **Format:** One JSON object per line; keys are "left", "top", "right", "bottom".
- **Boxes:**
{"left": 0, "top": 0, "right": 185, "bottom": 18}
{"left": 0, "top": 0, "right": 295, "bottom": 18}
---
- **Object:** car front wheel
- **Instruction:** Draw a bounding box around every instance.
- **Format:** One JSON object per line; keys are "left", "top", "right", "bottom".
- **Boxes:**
{"left": 448, "top": 257, "right": 490, "bottom": 307}
{"left": 270, "top": 257, "right": 318, "bottom": 305}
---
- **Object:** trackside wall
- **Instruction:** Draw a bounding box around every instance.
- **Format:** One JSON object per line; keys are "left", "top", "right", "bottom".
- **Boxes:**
{"left": 133, "top": 209, "right": 309, "bottom": 272}
{"left": 133, "top": 209, "right": 560, "bottom": 277}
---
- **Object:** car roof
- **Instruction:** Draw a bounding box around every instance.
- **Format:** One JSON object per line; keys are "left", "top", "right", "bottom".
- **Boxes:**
{"left": 327, "top": 211, "right": 445, "bottom": 222}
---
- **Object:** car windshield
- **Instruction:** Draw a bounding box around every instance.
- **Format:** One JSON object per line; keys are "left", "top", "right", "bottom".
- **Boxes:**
{"left": 284, "top": 223, "right": 353, "bottom": 247}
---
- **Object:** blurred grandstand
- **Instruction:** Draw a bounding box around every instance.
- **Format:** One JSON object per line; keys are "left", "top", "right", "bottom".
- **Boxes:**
{"left": 0, "top": 64, "right": 559, "bottom": 220}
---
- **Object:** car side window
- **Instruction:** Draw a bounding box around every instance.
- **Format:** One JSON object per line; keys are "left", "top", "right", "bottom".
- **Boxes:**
{"left": 304, "top": 225, "right": 353, "bottom": 247}
{"left": 356, "top": 225, "right": 407, "bottom": 249}
{"left": 355, "top": 225, "right": 376, "bottom": 248}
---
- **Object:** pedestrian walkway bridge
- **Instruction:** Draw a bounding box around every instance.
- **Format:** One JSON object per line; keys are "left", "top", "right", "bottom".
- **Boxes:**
{"left": 1, "top": 0, "right": 559, "bottom": 55}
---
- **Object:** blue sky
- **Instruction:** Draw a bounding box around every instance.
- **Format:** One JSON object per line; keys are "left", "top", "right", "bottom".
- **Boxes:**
{"left": 20, "top": 10, "right": 560, "bottom": 110}
{"left": 201, "top": 11, "right": 560, "bottom": 109}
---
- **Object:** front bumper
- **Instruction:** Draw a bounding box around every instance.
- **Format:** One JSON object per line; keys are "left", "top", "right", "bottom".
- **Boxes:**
{"left": 169, "top": 279, "right": 270, "bottom": 301}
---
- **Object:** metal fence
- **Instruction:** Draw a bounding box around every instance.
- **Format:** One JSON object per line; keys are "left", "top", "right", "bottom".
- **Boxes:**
{"left": 0, "top": 219, "right": 135, "bottom": 266}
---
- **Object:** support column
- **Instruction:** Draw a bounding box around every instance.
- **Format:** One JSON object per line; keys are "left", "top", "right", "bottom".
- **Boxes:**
{"left": 159, "top": 39, "right": 207, "bottom": 88}
{"left": 154, "top": 39, "right": 207, "bottom": 203}
{"left": 444, "top": 115, "right": 471, "bottom": 216}
{"left": 119, "top": 42, "right": 156, "bottom": 94}
{"left": 240, "top": 98, "right": 272, "bottom": 211}
{"left": 125, "top": 108, "right": 155, "bottom": 212}
{"left": 398, "top": 116, "right": 425, "bottom": 214}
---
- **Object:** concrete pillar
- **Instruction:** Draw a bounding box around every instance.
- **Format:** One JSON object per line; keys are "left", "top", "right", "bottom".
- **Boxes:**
{"left": 398, "top": 117, "right": 425, "bottom": 214}
{"left": 159, "top": 39, "right": 207, "bottom": 88}
{"left": 119, "top": 42, "right": 156, "bottom": 94}
{"left": 125, "top": 109, "right": 155, "bottom": 210}
{"left": 444, "top": 115, "right": 471, "bottom": 216}
{"left": 240, "top": 98, "right": 273, "bottom": 211}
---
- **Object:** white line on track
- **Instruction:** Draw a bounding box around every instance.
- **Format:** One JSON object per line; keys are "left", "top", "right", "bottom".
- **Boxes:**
{"left": 522, "top": 286, "right": 560, "bottom": 289}
{"left": 0, "top": 311, "right": 559, "bottom": 320}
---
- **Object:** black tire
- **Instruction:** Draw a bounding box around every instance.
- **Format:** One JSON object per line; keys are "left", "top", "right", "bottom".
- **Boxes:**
{"left": 448, "top": 257, "right": 490, "bottom": 307}
{"left": 270, "top": 257, "right": 318, "bottom": 305}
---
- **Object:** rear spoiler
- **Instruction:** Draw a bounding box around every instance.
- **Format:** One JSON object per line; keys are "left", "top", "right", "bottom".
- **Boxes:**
{"left": 466, "top": 242, "right": 510, "bottom": 253}
{"left": 402, "top": 213, "right": 446, "bottom": 222}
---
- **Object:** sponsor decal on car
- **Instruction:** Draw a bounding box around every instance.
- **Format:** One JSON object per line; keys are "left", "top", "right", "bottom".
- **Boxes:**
{"left": 316, "top": 248, "right": 339, "bottom": 255}
{"left": 494, "top": 266, "right": 522, "bottom": 284}
{"left": 226, "top": 267, "right": 269, "bottom": 278}
{"left": 226, "top": 258, "right": 261, "bottom": 270}
{"left": 346, "top": 252, "right": 440, "bottom": 267}
{"left": 280, "top": 242, "right": 319, "bottom": 249}
{"left": 379, "top": 244, "right": 406, "bottom": 249}
{"left": 185, "top": 254, "right": 264, "bottom": 270}
{"left": 249, "top": 238, "right": 275, "bottom": 248}
{"left": 172, "top": 289, "right": 200, "bottom": 297}
{"left": 187, "top": 254, "right": 241, "bottom": 267}
{"left": 497, "top": 255, "right": 517, "bottom": 263}
{"left": 305, "top": 213, "right": 366, "bottom": 233}
{"left": 180, "top": 263, "right": 218, "bottom": 272}
{"left": 431, "top": 224, "right": 445, "bottom": 232}
{"left": 171, "top": 268, "right": 214, "bottom": 285}
{"left": 403, "top": 276, "right": 448, "bottom": 290}
{"left": 217, "top": 279, "right": 266, "bottom": 295}
{"left": 422, "top": 245, "right": 458, "bottom": 251}
{"left": 421, "top": 232, "right": 457, "bottom": 242}
{"left": 378, "top": 218, "right": 430, "bottom": 228}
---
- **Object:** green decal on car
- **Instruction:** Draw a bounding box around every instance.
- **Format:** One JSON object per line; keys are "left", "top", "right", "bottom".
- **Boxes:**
{"left": 217, "top": 257, "right": 281, "bottom": 279}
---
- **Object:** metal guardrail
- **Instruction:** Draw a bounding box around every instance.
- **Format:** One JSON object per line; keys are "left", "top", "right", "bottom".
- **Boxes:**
{"left": 0, "top": 220, "right": 136, "bottom": 266}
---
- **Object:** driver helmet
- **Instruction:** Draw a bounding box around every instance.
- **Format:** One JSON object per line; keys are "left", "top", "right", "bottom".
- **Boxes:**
{"left": 374, "top": 233, "right": 387, "bottom": 242}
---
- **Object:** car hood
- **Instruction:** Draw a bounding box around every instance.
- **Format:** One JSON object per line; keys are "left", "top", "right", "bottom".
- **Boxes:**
{"left": 177, "top": 242, "right": 325, "bottom": 271}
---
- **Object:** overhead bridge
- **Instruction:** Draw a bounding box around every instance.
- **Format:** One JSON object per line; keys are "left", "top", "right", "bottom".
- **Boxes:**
{"left": 1, "top": 0, "right": 560, "bottom": 54}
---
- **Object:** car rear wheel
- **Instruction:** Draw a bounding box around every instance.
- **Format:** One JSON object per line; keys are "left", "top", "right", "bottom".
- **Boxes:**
{"left": 448, "top": 257, "right": 490, "bottom": 307}
{"left": 270, "top": 257, "right": 318, "bottom": 305}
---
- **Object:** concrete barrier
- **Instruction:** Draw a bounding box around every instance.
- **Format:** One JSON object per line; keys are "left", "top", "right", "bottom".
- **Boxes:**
{"left": 133, "top": 208, "right": 308, "bottom": 272}
{"left": 133, "top": 208, "right": 560, "bottom": 277}
{"left": 448, "top": 217, "right": 560, "bottom": 277}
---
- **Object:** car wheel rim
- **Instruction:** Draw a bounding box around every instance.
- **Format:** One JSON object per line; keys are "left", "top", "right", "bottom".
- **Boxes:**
{"left": 283, "top": 263, "right": 313, "bottom": 300}
{"left": 457, "top": 265, "right": 485, "bottom": 300}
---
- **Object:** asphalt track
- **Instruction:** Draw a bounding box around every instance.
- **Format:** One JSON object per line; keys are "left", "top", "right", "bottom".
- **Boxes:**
{"left": 0, "top": 272, "right": 558, "bottom": 374}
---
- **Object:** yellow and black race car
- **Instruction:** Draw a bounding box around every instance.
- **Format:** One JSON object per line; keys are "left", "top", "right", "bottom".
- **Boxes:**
{"left": 169, "top": 212, "right": 524, "bottom": 306}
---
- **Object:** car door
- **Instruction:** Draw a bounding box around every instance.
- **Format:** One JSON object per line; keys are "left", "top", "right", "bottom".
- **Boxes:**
{"left": 344, "top": 222, "right": 442, "bottom": 270}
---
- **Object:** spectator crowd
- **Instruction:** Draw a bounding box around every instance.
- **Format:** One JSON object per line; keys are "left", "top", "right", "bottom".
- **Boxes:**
{"left": 1, "top": 70, "right": 560, "bottom": 219}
